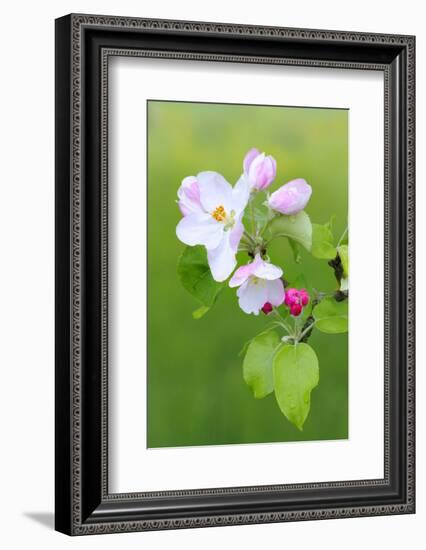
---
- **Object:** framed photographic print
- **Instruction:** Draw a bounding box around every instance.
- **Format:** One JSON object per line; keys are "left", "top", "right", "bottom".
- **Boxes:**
{"left": 55, "top": 14, "right": 415, "bottom": 535}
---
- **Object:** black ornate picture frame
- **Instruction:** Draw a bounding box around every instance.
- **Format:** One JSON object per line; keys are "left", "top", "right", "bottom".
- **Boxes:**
{"left": 55, "top": 13, "right": 415, "bottom": 535}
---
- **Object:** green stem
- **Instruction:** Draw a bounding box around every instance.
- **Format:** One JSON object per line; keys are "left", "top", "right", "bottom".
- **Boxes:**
{"left": 257, "top": 203, "right": 277, "bottom": 238}
{"left": 272, "top": 307, "right": 292, "bottom": 335}
{"left": 249, "top": 199, "right": 256, "bottom": 237}
{"left": 298, "top": 320, "right": 316, "bottom": 342}
{"left": 293, "top": 315, "right": 300, "bottom": 335}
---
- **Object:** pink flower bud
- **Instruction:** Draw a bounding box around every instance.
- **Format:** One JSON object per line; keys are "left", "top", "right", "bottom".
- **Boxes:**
{"left": 243, "top": 148, "right": 260, "bottom": 174}
{"left": 290, "top": 303, "right": 302, "bottom": 317}
{"left": 261, "top": 302, "right": 273, "bottom": 315}
{"left": 243, "top": 148, "right": 276, "bottom": 191}
{"left": 300, "top": 289, "right": 310, "bottom": 306}
{"left": 268, "top": 178, "right": 312, "bottom": 215}
{"left": 284, "top": 287, "right": 310, "bottom": 316}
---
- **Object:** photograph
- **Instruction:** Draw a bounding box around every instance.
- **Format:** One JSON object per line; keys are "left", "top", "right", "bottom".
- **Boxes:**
{"left": 147, "top": 100, "right": 349, "bottom": 448}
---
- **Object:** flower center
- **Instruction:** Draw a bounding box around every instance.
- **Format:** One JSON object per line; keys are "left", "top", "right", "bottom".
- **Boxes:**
{"left": 212, "top": 205, "right": 226, "bottom": 222}
{"left": 211, "top": 206, "right": 237, "bottom": 231}
{"left": 251, "top": 276, "right": 266, "bottom": 287}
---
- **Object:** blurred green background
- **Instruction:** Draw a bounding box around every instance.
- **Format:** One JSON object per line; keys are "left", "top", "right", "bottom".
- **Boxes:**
{"left": 147, "top": 100, "right": 348, "bottom": 448}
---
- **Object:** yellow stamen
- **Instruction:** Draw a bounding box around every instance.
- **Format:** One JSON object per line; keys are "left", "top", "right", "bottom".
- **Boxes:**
{"left": 212, "top": 205, "right": 226, "bottom": 222}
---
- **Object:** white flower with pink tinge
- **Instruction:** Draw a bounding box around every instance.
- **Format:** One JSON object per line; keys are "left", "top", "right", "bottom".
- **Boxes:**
{"left": 176, "top": 171, "right": 250, "bottom": 282}
{"left": 229, "top": 254, "right": 285, "bottom": 315}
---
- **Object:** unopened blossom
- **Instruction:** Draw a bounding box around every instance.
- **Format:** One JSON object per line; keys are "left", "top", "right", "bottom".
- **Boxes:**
{"left": 268, "top": 178, "right": 312, "bottom": 215}
{"left": 229, "top": 254, "right": 285, "bottom": 315}
{"left": 243, "top": 148, "right": 276, "bottom": 191}
{"left": 285, "top": 288, "right": 310, "bottom": 317}
{"left": 261, "top": 302, "right": 273, "bottom": 315}
{"left": 176, "top": 171, "right": 250, "bottom": 282}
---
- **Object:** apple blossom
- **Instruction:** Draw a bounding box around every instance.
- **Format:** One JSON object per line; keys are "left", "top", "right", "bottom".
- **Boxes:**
{"left": 229, "top": 254, "right": 285, "bottom": 315}
{"left": 176, "top": 171, "right": 250, "bottom": 282}
{"left": 243, "top": 148, "right": 276, "bottom": 191}
{"left": 268, "top": 178, "right": 312, "bottom": 215}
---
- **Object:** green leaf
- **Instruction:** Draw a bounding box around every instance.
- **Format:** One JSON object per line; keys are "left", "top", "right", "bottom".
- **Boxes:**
{"left": 239, "top": 325, "right": 277, "bottom": 357}
{"left": 253, "top": 206, "right": 270, "bottom": 225}
{"left": 243, "top": 206, "right": 270, "bottom": 234}
{"left": 243, "top": 331, "right": 280, "bottom": 399}
{"left": 273, "top": 343, "right": 319, "bottom": 431}
{"left": 301, "top": 302, "right": 313, "bottom": 321}
{"left": 288, "top": 238, "right": 303, "bottom": 263}
{"left": 292, "top": 273, "right": 309, "bottom": 290}
{"left": 339, "top": 227, "right": 349, "bottom": 246}
{"left": 311, "top": 222, "right": 336, "bottom": 260}
{"left": 313, "top": 297, "right": 348, "bottom": 333}
{"left": 338, "top": 244, "right": 349, "bottom": 278}
{"left": 192, "top": 305, "right": 210, "bottom": 319}
{"left": 177, "top": 246, "right": 223, "bottom": 307}
{"left": 266, "top": 211, "right": 312, "bottom": 251}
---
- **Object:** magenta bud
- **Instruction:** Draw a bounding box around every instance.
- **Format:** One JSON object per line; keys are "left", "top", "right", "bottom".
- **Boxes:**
{"left": 290, "top": 303, "right": 302, "bottom": 317}
{"left": 284, "top": 288, "right": 299, "bottom": 307}
{"left": 284, "top": 287, "right": 310, "bottom": 316}
{"left": 261, "top": 302, "right": 273, "bottom": 315}
{"left": 300, "top": 289, "right": 310, "bottom": 306}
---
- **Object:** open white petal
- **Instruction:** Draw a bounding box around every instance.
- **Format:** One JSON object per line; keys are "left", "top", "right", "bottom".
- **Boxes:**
{"left": 237, "top": 279, "right": 268, "bottom": 315}
{"left": 232, "top": 174, "right": 251, "bottom": 214}
{"left": 229, "top": 220, "right": 244, "bottom": 252}
{"left": 197, "top": 171, "right": 233, "bottom": 213}
{"left": 177, "top": 176, "right": 203, "bottom": 215}
{"left": 266, "top": 279, "right": 285, "bottom": 307}
{"left": 207, "top": 230, "right": 237, "bottom": 282}
{"left": 176, "top": 213, "right": 223, "bottom": 250}
{"left": 178, "top": 194, "right": 203, "bottom": 216}
{"left": 253, "top": 259, "right": 283, "bottom": 280}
